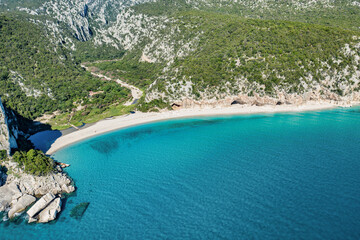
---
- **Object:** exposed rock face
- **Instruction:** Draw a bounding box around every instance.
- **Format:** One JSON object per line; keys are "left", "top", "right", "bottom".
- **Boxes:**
{"left": 0, "top": 162, "right": 75, "bottom": 223}
{"left": 0, "top": 97, "right": 18, "bottom": 155}
{"left": 27, "top": 192, "right": 55, "bottom": 218}
{"left": 26, "top": 194, "right": 63, "bottom": 223}
{"left": 6, "top": 171, "right": 76, "bottom": 196}
{"left": 13, "top": 0, "right": 156, "bottom": 48}
{"left": 0, "top": 182, "right": 21, "bottom": 212}
{"left": 38, "top": 197, "right": 61, "bottom": 223}
{"left": 8, "top": 194, "right": 36, "bottom": 219}
{"left": 172, "top": 92, "right": 360, "bottom": 110}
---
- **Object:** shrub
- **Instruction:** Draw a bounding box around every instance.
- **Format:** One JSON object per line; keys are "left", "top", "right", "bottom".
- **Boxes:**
{"left": 12, "top": 149, "right": 54, "bottom": 176}
{"left": 0, "top": 150, "right": 7, "bottom": 161}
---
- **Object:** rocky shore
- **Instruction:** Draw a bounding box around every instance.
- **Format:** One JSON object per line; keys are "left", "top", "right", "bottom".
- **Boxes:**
{"left": 170, "top": 93, "right": 359, "bottom": 109}
{"left": 0, "top": 161, "right": 75, "bottom": 223}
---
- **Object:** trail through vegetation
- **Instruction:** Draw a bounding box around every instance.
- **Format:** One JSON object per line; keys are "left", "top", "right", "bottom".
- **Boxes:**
{"left": 81, "top": 63, "right": 143, "bottom": 106}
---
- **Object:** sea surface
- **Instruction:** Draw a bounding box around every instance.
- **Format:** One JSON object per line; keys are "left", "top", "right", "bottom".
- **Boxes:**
{"left": 1, "top": 107, "right": 360, "bottom": 239}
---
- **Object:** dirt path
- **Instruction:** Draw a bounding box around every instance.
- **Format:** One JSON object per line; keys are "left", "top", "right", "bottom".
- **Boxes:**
{"left": 81, "top": 63, "right": 143, "bottom": 106}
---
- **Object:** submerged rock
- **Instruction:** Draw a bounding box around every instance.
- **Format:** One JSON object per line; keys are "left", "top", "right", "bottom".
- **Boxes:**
{"left": 38, "top": 197, "right": 61, "bottom": 223}
{"left": 27, "top": 192, "right": 55, "bottom": 218}
{"left": 70, "top": 202, "right": 90, "bottom": 219}
{"left": 8, "top": 194, "right": 36, "bottom": 219}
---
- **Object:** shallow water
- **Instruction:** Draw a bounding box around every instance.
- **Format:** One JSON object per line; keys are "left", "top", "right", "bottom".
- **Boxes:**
{"left": 1, "top": 107, "right": 360, "bottom": 239}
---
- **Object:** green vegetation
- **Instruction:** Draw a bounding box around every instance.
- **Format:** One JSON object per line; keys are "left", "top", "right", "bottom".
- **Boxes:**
{"left": 159, "top": 11, "right": 359, "bottom": 96}
{"left": 88, "top": 59, "right": 163, "bottom": 90}
{"left": 74, "top": 41, "right": 126, "bottom": 62}
{"left": 137, "top": 98, "right": 171, "bottom": 112}
{"left": 1, "top": 0, "right": 360, "bottom": 124}
{"left": 0, "top": 150, "right": 7, "bottom": 161}
{"left": 92, "top": 7, "right": 359, "bottom": 101}
{"left": 86, "top": 3, "right": 360, "bottom": 103}
{"left": 48, "top": 104, "right": 135, "bottom": 130}
{"left": 0, "top": 0, "right": 45, "bottom": 11}
{"left": 209, "top": 1, "right": 360, "bottom": 31}
{"left": 135, "top": 0, "right": 360, "bottom": 31}
{"left": 12, "top": 149, "right": 54, "bottom": 176}
{"left": 0, "top": 15, "right": 130, "bottom": 120}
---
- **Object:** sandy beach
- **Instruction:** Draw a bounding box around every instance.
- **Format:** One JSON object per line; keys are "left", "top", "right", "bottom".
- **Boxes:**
{"left": 42, "top": 101, "right": 355, "bottom": 155}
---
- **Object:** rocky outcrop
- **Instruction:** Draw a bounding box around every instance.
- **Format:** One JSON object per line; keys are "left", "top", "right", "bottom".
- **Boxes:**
{"left": 38, "top": 197, "right": 61, "bottom": 223}
{"left": 0, "top": 182, "right": 21, "bottom": 212}
{"left": 7, "top": 171, "right": 76, "bottom": 196}
{"left": 0, "top": 162, "right": 75, "bottom": 223}
{"left": 27, "top": 195, "right": 62, "bottom": 223}
{"left": 8, "top": 194, "right": 36, "bottom": 219}
{"left": 0, "top": 97, "right": 18, "bottom": 155}
{"left": 27, "top": 192, "right": 56, "bottom": 218}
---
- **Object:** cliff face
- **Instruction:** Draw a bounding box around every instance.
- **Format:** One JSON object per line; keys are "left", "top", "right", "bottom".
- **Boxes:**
{"left": 0, "top": 98, "right": 18, "bottom": 155}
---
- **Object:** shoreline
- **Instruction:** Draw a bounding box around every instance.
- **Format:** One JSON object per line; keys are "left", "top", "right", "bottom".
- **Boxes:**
{"left": 42, "top": 101, "right": 355, "bottom": 155}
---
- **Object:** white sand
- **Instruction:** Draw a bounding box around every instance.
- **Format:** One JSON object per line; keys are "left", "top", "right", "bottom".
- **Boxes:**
{"left": 45, "top": 102, "right": 349, "bottom": 155}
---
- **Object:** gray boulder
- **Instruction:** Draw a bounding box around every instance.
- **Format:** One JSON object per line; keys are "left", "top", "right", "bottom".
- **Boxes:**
{"left": 0, "top": 182, "right": 21, "bottom": 212}
{"left": 17, "top": 172, "right": 75, "bottom": 196}
{"left": 8, "top": 194, "right": 36, "bottom": 218}
{"left": 61, "top": 184, "right": 75, "bottom": 193}
{"left": 38, "top": 198, "right": 61, "bottom": 223}
{"left": 28, "top": 217, "right": 37, "bottom": 223}
{"left": 27, "top": 192, "right": 55, "bottom": 218}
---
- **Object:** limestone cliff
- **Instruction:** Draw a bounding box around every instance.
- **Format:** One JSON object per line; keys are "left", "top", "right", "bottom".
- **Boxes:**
{"left": 0, "top": 97, "right": 18, "bottom": 155}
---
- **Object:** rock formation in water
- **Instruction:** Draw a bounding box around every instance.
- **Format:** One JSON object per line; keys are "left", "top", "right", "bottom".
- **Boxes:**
{"left": 27, "top": 192, "right": 56, "bottom": 219}
{"left": 8, "top": 194, "right": 36, "bottom": 219}
{"left": 27, "top": 192, "right": 63, "bottom": 223}
{"left": 37, "top": 197, "right": 61, "bottom": 223}
{"left": 0, "top": 160, "right": 75, "bottom": 223}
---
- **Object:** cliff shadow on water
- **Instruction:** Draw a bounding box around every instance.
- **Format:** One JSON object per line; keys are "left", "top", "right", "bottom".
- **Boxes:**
{"left": 0, "top": 98, "right": 54, "bottom": 154}
{"left": 28, "top": 130, "right": 62, "bottom": 154}
{"left": 15, "top": 113, "right": 55, "bottom": 153}
{"left": 29, "top": 122, "right": 95, "bottom": 154}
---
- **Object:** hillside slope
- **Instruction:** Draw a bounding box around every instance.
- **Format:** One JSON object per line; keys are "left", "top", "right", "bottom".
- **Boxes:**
{"left": 0, "top": 15, "right": 130, "bottom": 122}
{"left": 0, "top": 0, "right": 359, "bottom": 118}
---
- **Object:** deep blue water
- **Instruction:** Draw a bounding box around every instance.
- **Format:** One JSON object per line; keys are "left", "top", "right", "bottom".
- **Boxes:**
{"left": 1, "top": 107, "right": 360, "bottom": 239}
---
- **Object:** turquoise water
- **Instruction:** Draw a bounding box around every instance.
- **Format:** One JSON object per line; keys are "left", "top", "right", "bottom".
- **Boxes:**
{"left": 1, "top": 107, "right": 360, "bottom": 239}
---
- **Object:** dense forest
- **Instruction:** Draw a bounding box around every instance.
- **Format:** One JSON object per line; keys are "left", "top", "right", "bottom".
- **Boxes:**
{"left": 90, "top": 9, "right": 360, "bottom": 102}
{"left": 135, "top": 0, "right": 360, "bottom": 31}
{"left": 163, "top": 12, "right": 359, "bottom": 98}
{"left": 0, "top": 15, "right": 130, "bottom": 120}
{"left": 12, "top": 149, "right": 54, "bottom": 176}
